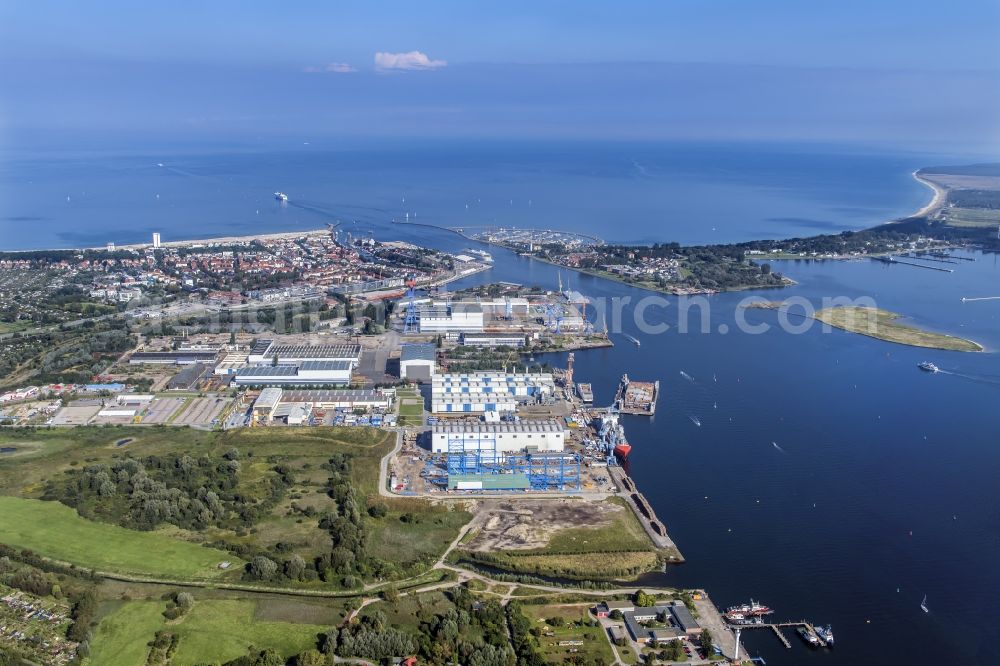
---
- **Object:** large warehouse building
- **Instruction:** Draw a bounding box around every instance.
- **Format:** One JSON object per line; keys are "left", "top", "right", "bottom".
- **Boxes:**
{"left": 252, "top": 387, "right": 283, "bottom": 422}
{"left": 232, "top": 360, "right": 353, "bottom": 386}
{"left": 459, "top": 332, "right": 527, "bottom": 348}
{"left": 247, "top": 340, "right": 361, "bottom": 367}
{"left": 129, "top": 349, "right": 220, "bottom": 365}
{"left": 431, "top": 420, "right": 567, "bottom": 455}
{"left": 431, "top": 372, "right": 555, "bottom": 413}
{"left": 279, "top": 389, "right": 394, "bottom": 411}
{"left": 399, "top": 343, "right": 437, "bottom": 381}
{"left": 415, "top": 302, "right": 484, "bottom": 333}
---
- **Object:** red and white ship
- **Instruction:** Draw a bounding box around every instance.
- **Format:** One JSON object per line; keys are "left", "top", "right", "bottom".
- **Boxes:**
{"left": 724, "top": 600, "right": 773, "bottom": 622}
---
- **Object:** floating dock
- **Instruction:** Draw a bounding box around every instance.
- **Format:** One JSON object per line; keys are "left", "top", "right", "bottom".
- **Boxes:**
{"left": 615, "top": 373, "right": 659, "bottom": 415}
{"left": 577, "top": 382, "right": 594, "bottom": 404}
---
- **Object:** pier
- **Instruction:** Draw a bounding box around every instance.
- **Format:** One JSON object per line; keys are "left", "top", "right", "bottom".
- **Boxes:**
{"left": 873, "top": 256, "right": 954, "bottom": 272}
{"left": 929, "top": 252, "right": 976, "bottom": 261}
{"left": 734, "top": 621, "right": 825, "bottom": 649}
{"left": 608, "top": 466, "right": 680, "bottom": 555}
{"left": 904, "top": 253, "right": 958, "bottom": 264}
{"left": 769, "top": 625, "right": 791, "bottom": 648}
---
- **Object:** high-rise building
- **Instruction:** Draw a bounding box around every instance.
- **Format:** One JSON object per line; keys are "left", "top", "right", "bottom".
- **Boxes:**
{"left": 107, "top": 242, "right": 116, "bottom": 251}
{"left": 152, "top": 232, "right": 161, "bottom": 248}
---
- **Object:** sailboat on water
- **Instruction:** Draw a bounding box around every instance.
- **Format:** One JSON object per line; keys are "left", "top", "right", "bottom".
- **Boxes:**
{"left": 920, "top": 594, "right": 929, "bottom": 613}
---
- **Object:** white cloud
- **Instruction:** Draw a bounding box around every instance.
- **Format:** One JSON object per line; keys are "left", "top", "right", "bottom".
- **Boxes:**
{"left": 374, "top": 51, "right": 447, "bottom": 72}
{"left": 304, "top": 62, "right": 356, "bottom": 74}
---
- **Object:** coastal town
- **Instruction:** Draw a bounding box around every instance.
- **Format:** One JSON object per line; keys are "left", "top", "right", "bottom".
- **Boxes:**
{"left": 465, "top": 224, "right": 971, "bottom": 296}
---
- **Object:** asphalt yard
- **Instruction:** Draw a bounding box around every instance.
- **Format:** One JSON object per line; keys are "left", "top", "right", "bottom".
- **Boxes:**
{"left": 139, "top": 397, "right": 186, "bottom": 424}
{"left": 172, "top": 396, "right": 230, "bottom": 426}
{"left": 49, "top": 403, "right": 103, "bottom": 425}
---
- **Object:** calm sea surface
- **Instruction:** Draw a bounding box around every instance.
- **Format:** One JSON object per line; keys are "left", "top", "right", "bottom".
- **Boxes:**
{"left": 460, "top": 247, "right": 1000, "bottom": 666}
{"left": 0, "top": 140, "right": 947, "bottom": 250}
{"left": 4, "top": 141, "right": 1000, "bottom": 664}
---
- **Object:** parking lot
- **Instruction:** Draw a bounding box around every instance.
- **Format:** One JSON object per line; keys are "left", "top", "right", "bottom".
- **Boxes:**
{"left": 172, "top": 396, "right": 230, "bottom": 426}
{"left": 139, "top": 397, "right": 186, "bottom": 424}
{"left": 49, "top": 402, "right": 103, "bottom": 425}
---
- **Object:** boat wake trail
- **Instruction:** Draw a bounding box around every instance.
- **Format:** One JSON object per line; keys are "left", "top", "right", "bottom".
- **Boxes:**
{"left": 688, "top": 415, "right": 702, "bottom": 427}
{"left": 772, "top": 441, "right": 786, "bottom": 454}
{"left": 936, "top": 369, "right": 1000, "bottom": 389}
{"left": 287, "top": 199, "right": 390, "bottom": 223}
{"left": 155, "top": 164, "right": 210, "bottom": 180}
{"left": 679, "top": 370, "right": 694, "bottom": 382}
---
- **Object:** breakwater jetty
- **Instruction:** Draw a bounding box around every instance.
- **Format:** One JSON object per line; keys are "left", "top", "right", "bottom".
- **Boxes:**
{"left": 873, "top": 255, "right": 954, "bottom": 272}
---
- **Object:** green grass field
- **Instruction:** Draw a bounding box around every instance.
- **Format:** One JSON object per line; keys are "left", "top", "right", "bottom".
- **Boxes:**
{"left": 0, "top": 496, "right": 239, "bottom": 579}
{"left": 0, "top": 320, "right": 32, "bottom": 335}
{"left": 362, "top": 589, "right": 457, "bottom": 633}
{"left": 942, "top": 206, "right": 1000, "bottom": 228}
{"left": 91, "top": 599, "right": 328, "bottom": 666}
{"left": 543, "top": 497, "right": 655, "bottom": 554}
{"left": 396, "top": 388, "right": 425, "bottom": 426}
{"left": 0, "top": 426, "right": 219, "bottom": 495}
{"left": 367, "top": 503, "right": 471, "bottom": 575}
{"left": 814, "top": 306, "right": 982, "bottom": 352}
{"left": 0, "top": 425, "right": 467, "bottom": 585}
{"left": 455, "top": 498, "right": 658, "bottom": 580}
{"left": 526, "top": 603, "right": 615, "bottom": 665}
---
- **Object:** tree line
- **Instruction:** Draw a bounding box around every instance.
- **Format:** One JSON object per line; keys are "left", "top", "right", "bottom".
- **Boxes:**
{"left": 50, "top": 447, "right": 292, "bottom": 532}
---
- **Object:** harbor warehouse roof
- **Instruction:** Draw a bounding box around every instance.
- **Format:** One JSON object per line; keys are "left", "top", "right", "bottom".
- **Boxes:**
{"left": 268, "top": 344, "right": 361, "bottom": 359}
{"left": 401, "top": 343, "right": 436, "bottom": 362}
{"left": 255, "top": 387, "right": 282, "bottom": 410}
{"left": 235, "top": 366, "right": 298, "bottom": 378}
{"left": 432, "top": 420, "right": 565, "bottom": 435}
{"left": 299, "top": 360, "right": 353, "bottom": 372}
{"left": 280, "top": 389, "right": 388, "bottom": 402}
{"left": 250, "top": 339, "right": 273, "bottom": 355}
{"left": 669, "top": 604, "right": 700, "bottom": 633}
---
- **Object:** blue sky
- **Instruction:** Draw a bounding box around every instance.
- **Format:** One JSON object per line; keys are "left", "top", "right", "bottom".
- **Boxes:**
{"left": 2, "top": 1, "right": 999, "bottom": 149}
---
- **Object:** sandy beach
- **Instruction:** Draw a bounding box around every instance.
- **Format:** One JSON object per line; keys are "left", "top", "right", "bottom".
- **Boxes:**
{"left": 911, "top": 170, "right": 947, "bottom": 218}
{"left": 111, "top": 228, "right": 331, "bottom": 252}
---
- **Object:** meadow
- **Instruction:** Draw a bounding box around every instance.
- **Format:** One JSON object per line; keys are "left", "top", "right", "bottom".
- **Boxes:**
{"left": 0, "top": 425, "right": 468, "bottom": 585}
{"left": 90, "top": 598, "right": 328, "bottom": 665}
{"left": 526, "top": 603, "right": 616, "bottom": 665}
{"left": 0, "top": 496, "right": 236, "bottom": 579}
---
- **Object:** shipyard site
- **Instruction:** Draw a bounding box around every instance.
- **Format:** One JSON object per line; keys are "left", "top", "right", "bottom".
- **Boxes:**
{"left": 1, "top": 228, "right": 769, "bottom": 664}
